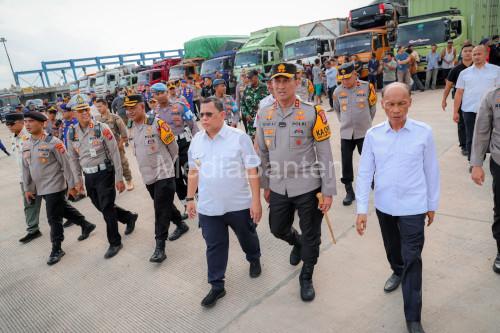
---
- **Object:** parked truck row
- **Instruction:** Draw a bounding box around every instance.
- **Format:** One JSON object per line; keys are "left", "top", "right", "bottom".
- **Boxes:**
{"left": 68, "top": 0, "right": 497, "bottom": 94}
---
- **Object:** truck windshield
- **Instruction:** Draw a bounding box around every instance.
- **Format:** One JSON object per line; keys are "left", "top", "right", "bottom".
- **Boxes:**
{"left": 79, "top": 79, "right": 88, "bottom": 88}
{"left": 95, "top": 75, "right": 105, "bottom": 86}
{"left": 201, "top": 58, "right": 225, "bottom": 75}
{"left": 151, "top": 70, "right": 162, "bottom": 81}
{"left": 138, "top": 72, "right": 150, "bottom": 84}
{"left": 234, "top": 51, "right": 261, "bottom": 68}
{"left": 119, "top": 78, "right": 128, "bottom": 87}
{"left": 335, "top": 33, "right": 372, "bottom": 56}
{"left": 284, "top": 39, "right": 319, "bottom": 61}
{"left": 0, "top": 95, "right": 20, "bottom": 107}
{"left": 169, "top": 66, "right": 185, "bottom": 79}
{"left": 396, "top": 20, "right": 447, "bottom": 47}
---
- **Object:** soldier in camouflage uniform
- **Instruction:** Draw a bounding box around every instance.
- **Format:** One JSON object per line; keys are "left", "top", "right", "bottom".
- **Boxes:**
{"left": 240, "top": 70, "right": 268, "bottom": 138}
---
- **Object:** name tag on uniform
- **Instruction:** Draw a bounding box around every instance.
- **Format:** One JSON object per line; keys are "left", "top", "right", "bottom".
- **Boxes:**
{"left": 89, "top": 148, "right": 97, "bottom": 157}
{"left": 278, "top": 122, "right": 287, "bottom": 128}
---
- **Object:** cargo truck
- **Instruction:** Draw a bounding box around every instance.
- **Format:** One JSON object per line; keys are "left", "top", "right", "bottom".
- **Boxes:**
{"left": 200, "top": 38, "right": 248, "bottom": 81}
{"left": 396, "top": 0, "right": 499, "bottom": 72}
{"left": 283, "top": 18, "right": 348, "bottom": 66}
{"left": 170, "top": 35, "right": 245, "bottom": 81}
{"left": 233, "top": 26, "right": 300, "bottom": 78}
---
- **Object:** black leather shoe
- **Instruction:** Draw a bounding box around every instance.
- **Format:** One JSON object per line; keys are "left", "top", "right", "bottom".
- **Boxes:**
{"left": 168, "top": 222, "right": 189, "bottom": 241}
{"left": 461, "top": 148, "right": 469, "bottom": 156}
{"left": 493, "top": 253, "right": 500, "bottom": 274}
{"left": 149, "top": 240, "right": 166, "bottom": 263}
{"left": 104, "top": 244, "right": 123, "bottom": 259}
{"left": 19, "top": 230, "right": 42, "bottom": 243}
{"left": 47, "top": 244, "right": 65, "bottom": 266}
{"left": 406, "top": 321, "right": 425, "bottom": 333}
{"left": 299, "top": 264, "right": 315, "bottom": 302}
{"left": 78, "top": 223, "right": 96, "bottom": 241}
{"left": 384, "top": 273, "right": 401, "bottom": 293}
{"left": 124, "top": 213, "right": 139, "bottom": 235}
{"left": 201, "top": 288, "right": 226, "bottom": 308}
{"left": 249, "top": 259, "right": 262, "bottom": 278}
{"left": 342, "top": 183, "right": 355, "bottom": 206}
{"left": 290, "top": 244, "right": 301, "bottom": 266}
{"left": 63, "top": 220, "right": 74, "bottom": 228}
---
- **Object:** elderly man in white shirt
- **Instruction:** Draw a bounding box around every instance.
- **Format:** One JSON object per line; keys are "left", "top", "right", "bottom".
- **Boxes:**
{"left": 355, "top": 83, "right": 440, "bottom": 333}
{"left": 187, "top": 96, "right": 262, "bottom": 308}
{"left": 454, "top": 45, "right": 500, "bottom": 163}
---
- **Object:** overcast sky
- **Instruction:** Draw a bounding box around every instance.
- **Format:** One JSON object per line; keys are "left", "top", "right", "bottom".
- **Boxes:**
{"left": 0, "top": 0, "right": 371, "bottom": 89}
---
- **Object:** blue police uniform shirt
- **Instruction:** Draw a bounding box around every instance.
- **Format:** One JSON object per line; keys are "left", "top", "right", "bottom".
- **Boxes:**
{"left": 356, "top": 118, "right": 440, "bottom": 216}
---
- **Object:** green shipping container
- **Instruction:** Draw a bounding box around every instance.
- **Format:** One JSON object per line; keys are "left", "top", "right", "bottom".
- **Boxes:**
{"left": 408, "top": 0, "right": 499, "bottom": 44}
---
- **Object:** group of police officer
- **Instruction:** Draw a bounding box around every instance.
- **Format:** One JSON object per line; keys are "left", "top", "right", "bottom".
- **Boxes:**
{"left": 6, "top": 61, "right": 378, "bottom": 303}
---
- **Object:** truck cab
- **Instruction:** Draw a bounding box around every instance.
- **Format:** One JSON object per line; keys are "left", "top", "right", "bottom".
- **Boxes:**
{"left": 78, "top": 74, "right": 96, "bottom": 94}
{"left": 396, "top": 9, "right": 467, "bottom": 72}
{"left": 335, "top": 28, "right": 391, "bottom": 79}
{"left": 168, "top": 58, "right": 204, "bottom": 82}
{"left": 200, "top": 50, "right": 237, "bottom": 81}
{"left": 234, "top": 46, "right": 280, "bottom": 78}
{"left": 283, "top": 35, "right": 335, "bottom": 66}
{"left": 95, "top": 70, "right": 122, "bottom": 95}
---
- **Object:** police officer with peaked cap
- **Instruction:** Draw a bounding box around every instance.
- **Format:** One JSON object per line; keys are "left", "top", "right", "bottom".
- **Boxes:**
{"left": 151, "top": 82, "right": 198, "bottom": 238}
{"left": 22, "top": 111, "right": 96, "bottom": 265}
{"left": 332, "top": 62, "right": 377, "bottom": 206}
{"left": 125, "top": 94, "right": 184, "bottom": 263}
{"left": 66, "top": 94, "right": 139, "bottom": 259}
{"left": 256, "top": 62, "right": 337, "bottom": 302}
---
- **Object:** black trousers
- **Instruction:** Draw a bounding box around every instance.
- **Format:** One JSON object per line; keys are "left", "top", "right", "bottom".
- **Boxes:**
{"left": 327, "top": 86, "right": 336, "bottom": 108}
{"left": 43, "top": 190, "right": 88, "bottom": 244}
{"left": 457, "top": 109, "right": 466, "bottom": 150}
{"left": 199, "top": 209, "right": 261, "bottom": 290}
{"left": 269, "top": 188, "right": 323, "bottom": 265}
{"left": 376, "top": 209, "right": 426, "bottom": 322}
{"left": 462, "top": 111, "right": 477, "bottom": 161}
{"left": 84, "top": 169, "right": 135, "bottom": 246}
{"left": 490, "top": 159, "right": 500, "bottom": 252}
{"left": 341, "top": 138, "right": 364, "bottom": 185}
{"left": 175, "top": 139, "right": 189, "bottom": 202}
{"left": 145, "top": 178, "right": 182, "bottom": 240}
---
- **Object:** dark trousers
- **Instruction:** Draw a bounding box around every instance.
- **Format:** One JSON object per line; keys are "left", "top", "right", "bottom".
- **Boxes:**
{"left": 341, "top": 138, "right": 364, "bottom": 185}
{"left": 84, "top": 169, "right": 135, "bottom": 246}
{"left": 199, "top": 209, "right": 261, "bottom": 290}
{"left": 462, "top": 111, "right": 477, "bottom": 161}
{"left": 490, "top": 159, "right": 500, "bottom": 252}
{"left": 457, "top": 109, "right": 466, "bottom": 150}
{"left": 411, "top": 73, "right": 425, "bottom": 91}
{"left": 269, "top": 188, "right": 323, "bottom": 265}
{"left": 327, "top": 86, "right": 336, "bottom": 108}
{"left": 376, "top": 209, "right": 426, "bottom": 321}
{"left": 43, "top": 190, "right": 88, "bottom": 244}
{"left": 174, "top": 139, "right": 189, "bottom": 202}
{"left": 145, "top": 178, "right": 182, "bottom": 240}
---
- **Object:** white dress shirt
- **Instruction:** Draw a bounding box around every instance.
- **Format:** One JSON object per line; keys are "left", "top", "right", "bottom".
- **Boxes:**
{"left": 356, "top": 118, "right": 440, "bottom": 216}
{"left": 455, "top": 63, "right": 500, "bottom": 113}
{"left": 188, "top": 124, "right": 261, "bottom": 216}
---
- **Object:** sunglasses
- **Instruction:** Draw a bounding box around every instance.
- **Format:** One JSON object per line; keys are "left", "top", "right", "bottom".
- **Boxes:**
{"left": 199, "top": 112, "right": 215, "bottom": 119}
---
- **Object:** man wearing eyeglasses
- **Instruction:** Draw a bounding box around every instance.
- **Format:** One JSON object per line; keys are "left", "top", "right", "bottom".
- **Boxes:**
{"left": 187, "top": 96, "right": 262, "bottom": 308}
{"left": 151, "top": 82, "right": 198, "bottom": 240}
{"left": 6, "top": 112, "right": 42, "bottom": 243}
{"left": 66, "top": 94, "right": 139, "bottom": 259}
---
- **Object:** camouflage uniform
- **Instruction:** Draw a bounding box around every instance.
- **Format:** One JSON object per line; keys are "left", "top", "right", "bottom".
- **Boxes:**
{"left": 240, "top": 83, "right": 268, "bottom": 137}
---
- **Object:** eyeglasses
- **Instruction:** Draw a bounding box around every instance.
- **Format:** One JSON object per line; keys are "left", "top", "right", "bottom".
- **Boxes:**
{"left": 199, "top": 112, "right": 214, "bottom": 119}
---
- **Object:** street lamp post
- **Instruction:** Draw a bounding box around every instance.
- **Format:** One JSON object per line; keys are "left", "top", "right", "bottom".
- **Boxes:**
{"left": 0, "top": 37, "right": 18, "bottom": 86}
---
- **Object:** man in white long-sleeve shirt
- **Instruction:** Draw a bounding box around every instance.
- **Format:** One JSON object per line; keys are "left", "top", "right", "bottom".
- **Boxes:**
{"left": 355, "top": 83, "right": 440, "bottom": 333}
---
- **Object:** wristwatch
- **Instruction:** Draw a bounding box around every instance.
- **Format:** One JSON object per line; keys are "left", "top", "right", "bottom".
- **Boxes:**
{"left": 185, "top": 197, "right": 195, "bottom": 202}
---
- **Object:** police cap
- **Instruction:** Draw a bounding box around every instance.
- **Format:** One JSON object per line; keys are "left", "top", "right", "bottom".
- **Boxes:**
{"left": 213, "top": 79, "right": 226, "bottom": 87}
{"left": 5, "top": 112, "right": 24, "bottom": 125}
{"left": 337, "top": 62, "right": 356, "bottom": 80}
{"left": 270, "top": 63, "right": 297, "bottom": 79}
{"left": 123, "top": 94, "right": 144, "bottom": 107}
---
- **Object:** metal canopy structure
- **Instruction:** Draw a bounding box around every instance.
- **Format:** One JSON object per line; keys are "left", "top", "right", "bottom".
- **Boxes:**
{"left": 14, "top": 49, "right": 184, "bottom": 87}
